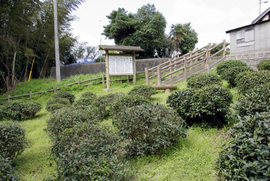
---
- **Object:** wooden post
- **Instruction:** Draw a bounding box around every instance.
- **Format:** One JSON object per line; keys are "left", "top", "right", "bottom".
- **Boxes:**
{"left": 105, "top": 50, "right": 110, "bottom": 90}
{"left": 29, "top": 91, "right": 32, "bottom": 99}
{"left": 127, "top": 75, "right": 129, "bottom": 83}
{"left": 145, "top": 68, "right": 149, "bottom": 86}
{"left": 205, "top": 43, "right": 211, "bottom": 69}
{"left": 54, "top": 87, "right": 56, "bottom": 93}
{"left": 132, "top": 51, "right": 136, "bottom": 84}
{"left": 102, "top": 74, "right": 105, "bottom": 85}
{"left": 222, "top": 39, "right": 226, "bottom": 58}
{"left": 157, "top": 65, "right": 161, "bottom": 86}
{"left": 78, "top": 79, "right": 81, "bottom": 85}
{"left": 8, "top": 95, "right": 11, "bottom": 102}
{"left": 169, "top": 58, "right": 172, "bottom": 78}
{"left": 184, "top": 55, "right": 187, "bottom": 78}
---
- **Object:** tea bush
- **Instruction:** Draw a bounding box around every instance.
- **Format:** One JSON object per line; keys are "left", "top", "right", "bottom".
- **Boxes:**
{"left": 3, "top": 101, "right": 41, "bottom": 120}
{"left": 187, "top": 73, "right": 222, "bottom": 88}
{"left": 167, "top": 85, "right": 233, "bottom": 127}
{"left": 235, "top": 70, "right": 270, "bottom": 94}
{"left": 257, "top": 59, "right": 270, "bottom": 70}
{"left": 0, "top": 155, "right": 19, "bottom": 181}
{"left": 220, "top": 66, "right": 254, "bottom": 87}
{"left": 112, "top": 95, "right": 150, "bottom": 118}
{"left": 217, "top": 113, "right": 270, "bottom": 180}
{"left": 216, "top": 59, "right": 247, "bottom": 76}
{"left": 51, "top": 91, "right": 75, "bottom": 104}
{"left": 113, "top": 103, "right": 187, "bottom": 157}
{"left": 80, "top": 91, "right": 97, "bottom": 99}
{"left": 127, "top": 85, "right": 157, "bottom": 98}
{"left": 46, "top": 98, "right": 71, "bottom": 113}
{"left": 0, "top": 121, "right": 26, "bottom": 159}
{"left": 0, "top": 105, "right": 5, "bottom": 120}
{"left": 235, "top": 84, "right": 270, "bottom": 116}
{"left": 51, "top": 123, "right": 130, "bottom": 180}
{"left": 46, "top": 106, "right": 100, "bottom": 139}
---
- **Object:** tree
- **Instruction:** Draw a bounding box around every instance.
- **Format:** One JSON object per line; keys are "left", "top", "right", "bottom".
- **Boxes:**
{"left": 103, "top": 4, "right": 166, "bottom": 58}
{"left": 169, "top": 23, "right": 198, "bottom": 55}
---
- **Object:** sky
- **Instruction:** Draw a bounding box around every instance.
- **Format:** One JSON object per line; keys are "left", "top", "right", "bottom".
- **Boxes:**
{"left": 70, "top": 0, "right": 270, "bottom": 49}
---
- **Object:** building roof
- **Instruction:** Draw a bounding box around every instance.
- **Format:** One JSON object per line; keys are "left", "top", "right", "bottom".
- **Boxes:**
{"left": 99, "top": 45, "right": 144, "bottom": 52}
{"left": 226, "top": 6, "right": 270, "bottom": 33}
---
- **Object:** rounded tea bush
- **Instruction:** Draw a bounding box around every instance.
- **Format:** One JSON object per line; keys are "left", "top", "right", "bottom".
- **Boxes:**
{"left": 235, "top": 84, "right": 270, "bottom": 116}
{"left": 217, "top": 113, "right": 270, "bottom": 180}
{"left": 46, "top": 98, "right": 71, "bottom": 113}
{"left": 0, "top": 155, "right": 19, "bottom": 181}
{"left": 220, "top": 66, "right": 254, "bottom": 87}
{"left": 235, "top": 70, "right": 270, "bottom": 94}
{"left": 80, "top": 91, "right": 97, "bottom": 99}
{"left": 127, "top": 85, "right": 157, "bottom": 98}
{"left": 187, "top": 72, "right": 222, "bottom": 88}
{"left": 216, "top": 59, "right": 247, "bottom": 76}
{"left": 51, "top": 123, "right": 130, "bottom": 181}
{"left": 113, "top": 103, "right": 187, "bottom": 157}
{"left": 52, "top": 91, "right": 75, "bottom": 104}
{"left": 46, "top": 106, "right": 100, "bottom": 139}
{"left": 112, "top": 95, "right": 150, "bottom": 118}
{"left": 257, "top": 59, "right": 270, "bottom": 70}
{"left": 0, "top": 121, "right": 26, "bottom": 159}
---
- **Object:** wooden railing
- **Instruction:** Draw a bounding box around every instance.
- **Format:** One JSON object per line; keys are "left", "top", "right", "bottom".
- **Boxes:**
{"left": 0, "top": 74, "right": 145, "bottom": 102}
{"left": 145, "top": 40, "right": 226, "bottom": 85}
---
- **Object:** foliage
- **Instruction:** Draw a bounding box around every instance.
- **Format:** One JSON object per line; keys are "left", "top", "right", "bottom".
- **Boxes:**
{"left": 235, "top": 84, "right": 270, "bottom": 116}
{"left": 81, "top": 91, "right": 97, "bottom": 99}
{"left": 3, "top": 100, "right": 41, "bottom": 120}
{"left": 46, "top": 107, "right": 101, "bottom": 139}
{"left": 112, "top": 95, "right": 150, "bottom": 118}
{"left": 127, "top": 85, "right": 157, "bottom": 98}
{"left": 216, "top": 60, "right": 247, "bottom": 76}
{"left": 0, "top": 155, "right": 19, "bottom": 181}
{"left": 187, "top": 73, "right": 222, "bottom": 88}
{"left": 235, "top": 70, "right": 270, "bottom": 94}
{"left": 51, "top": 123, "right": 130, "bottom": 181}
{"left": 0, "top": 121, "right": 26, "bottom": 159}
{"left": 257, "top": 59, "right": 270, "bottom": 70}
{"left": 220, "top": 66, "right": 254, "bottom": 87}
{"left": 167, "top": 86, "right": 233, "bottom": 127}
{"left": 113, "top": 103, "right": 187, "bottom": 157}
{"left": 103, "top": 4, "right": 166, "bottom": 58}
{"left": 51, "top": 91, "right": 75, "bottom": 104}
{"left": 217, "top": 113, "right": 270, "bottom": 180}
{"left": 46, "top": 98, "right": 71, "bottom": 112}
{"left": 0, "top": 104, "right": 5, "bottom": 120}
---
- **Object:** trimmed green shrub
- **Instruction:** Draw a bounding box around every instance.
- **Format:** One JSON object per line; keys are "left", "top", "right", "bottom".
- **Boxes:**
{"left": 220, "top": 66, "right": 254, "bottom": 87}
{"left": 0, "top": 155, "right": 19, "bottom": 181}
{"left": 0, "top": 121, "right": 26, "bottom": 159}
{"left": 92, "top": 92, "right": 125, "bottom": 117}
{"left": 112, "top": 95, "right": 150, "bottom": 118}
{"left": 113, "top": 103, "right": 187, "bottom": 157}
{"left": 127, "top": 85, "right": 157, "bottom": 98}
{"left": 257, "top": 59, "right": 270, "bottom": 70}
{"left": 235, "top": 70, "right": 270, "bottom": 94}
{"left": 217, "top": 113, "right": 270, "bottom": 180}
{"left": 187, "top": 73, "right": 222, "bottom": 88}
{"left": 73, "top": 92, "right": 98, "bottom": 107}
{"left": 216, "top": 60, "right": 247, "bottom": 76}
{"left": 235, "top": 84, "right": 270, "bottom": 116}
{"left": 46, "top": 98, "right": 71, "bottom": 113}
{"left": 46, "top": 106, "right": 100, "bottom": 139}
{"left": 51, "top": 123, "right": 130, "bottom": 180}
{"left": 0, "top": 105, "right": 5, "bottom": 120}
{"left": 3, "top": 101, "right": 41, "bottom": 120}
{"left": 80, "top": 91, "right": 97, "bottom": 99}
{"left": 52, "top": 91, "right": 75, "bottom": 104}
{"left": 167, "top": 85, "right": 233, "bottom": 127}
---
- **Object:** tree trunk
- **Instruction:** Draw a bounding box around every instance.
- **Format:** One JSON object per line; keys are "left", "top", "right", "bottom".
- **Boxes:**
{"left": 39, "top": 53, "right": 49, "bottom": 78}
{"left": 11, "top": 51, "right": 17, "bottom": 86}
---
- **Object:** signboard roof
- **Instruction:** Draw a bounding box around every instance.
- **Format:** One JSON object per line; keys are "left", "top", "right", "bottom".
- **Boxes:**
{"left": 99, "top": 45, "right": 144, "bottom": 52}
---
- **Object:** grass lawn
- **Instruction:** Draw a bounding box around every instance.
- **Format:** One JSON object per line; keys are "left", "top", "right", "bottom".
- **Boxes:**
{"left": 1, "top": 71, "right": 234, "bottom": 181}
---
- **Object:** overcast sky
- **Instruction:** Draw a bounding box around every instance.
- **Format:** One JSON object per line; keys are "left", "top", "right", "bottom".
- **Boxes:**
{"left": 70, "top": 0, "right": 269, "bottom": 48}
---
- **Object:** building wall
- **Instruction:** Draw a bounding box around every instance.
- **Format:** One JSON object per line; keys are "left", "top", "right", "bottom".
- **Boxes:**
{"left": 227, "top": 21, "right": 270, "bottom": 68}
{"left": 50, "top": 58, "right": 169, "bottom": 79}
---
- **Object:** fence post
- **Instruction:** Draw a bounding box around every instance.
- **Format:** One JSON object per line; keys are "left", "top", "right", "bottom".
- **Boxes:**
{"left": 29, "top": 91, "right": 32, "bottom": 99}
{"left": 157, "top": 65, "right": 161, "bottom": 86}
{"left": 54, "top": 87, "right": 56, "bottom": 93}
{"left": 102, "top": 75, "right": 105, "bottom": 85}
{"left": 8, "top": 95, "right": 11, "bottom": 102}
{"left": 145, "top": 68, "right": 149, "bottom": 86}
{"left": 184, "top": 55, "right": 187, "bottom": 78}
{"left": 127, "top": 75, "right": 129, "bottom": 83}
{"left": 169, "top": 58, "right": 172, "bottom": 78}
{"left": 205, "top": 43, "right": 211, "bottom": 69}
{"left": 78, "top": 79, "right": 81, "bottom": 85}
{"left": 222, "top": 39, "right": 226, "bottom": 58}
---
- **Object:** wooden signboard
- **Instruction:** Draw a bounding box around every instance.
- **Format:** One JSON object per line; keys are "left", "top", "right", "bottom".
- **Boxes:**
{"left": 109, "top": 55, "right": 133, "bottom": 75}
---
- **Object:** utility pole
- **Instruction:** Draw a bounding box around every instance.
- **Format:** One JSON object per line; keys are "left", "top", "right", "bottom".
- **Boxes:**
{"left": 53, "top": 0, "right": 61, "bottom": 82}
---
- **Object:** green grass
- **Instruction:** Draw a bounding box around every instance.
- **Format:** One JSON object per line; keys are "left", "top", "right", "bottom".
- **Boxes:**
{"left": 0, "top": 72, "right": 239, "bottom": 181}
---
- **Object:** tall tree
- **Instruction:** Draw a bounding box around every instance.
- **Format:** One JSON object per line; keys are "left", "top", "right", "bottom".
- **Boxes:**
{"left": 103, "top": 4, "right": 166, "bottom": 58}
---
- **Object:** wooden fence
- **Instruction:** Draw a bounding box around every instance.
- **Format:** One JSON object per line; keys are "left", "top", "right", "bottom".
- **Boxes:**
{"left": 145, "top": 40, "right": 226, "bottom": 85}
{"left": 0, "top": 74, "right": 143, "bottom": 102}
